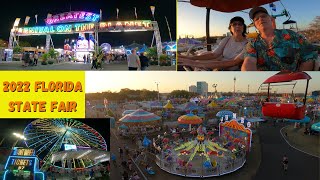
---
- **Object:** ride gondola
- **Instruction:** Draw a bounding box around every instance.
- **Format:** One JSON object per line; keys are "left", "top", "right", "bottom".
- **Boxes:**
{"left": 260, "top": 72, "right": 311, "bottom": 120}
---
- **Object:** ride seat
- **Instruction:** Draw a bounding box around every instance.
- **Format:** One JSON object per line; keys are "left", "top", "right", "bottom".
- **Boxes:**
{"left": 262, "top": 102, "right": 306, "bottom": 120}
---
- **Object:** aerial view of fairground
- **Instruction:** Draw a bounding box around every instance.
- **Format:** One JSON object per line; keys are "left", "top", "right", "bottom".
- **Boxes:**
{"left": 0, "top": 0, "right": 176, "bottom": 71}
{"left": 85, "top": 71, "right": 320, "bottom": 180}
{"left": 177, "top": 0, "right": 320, "bottom": 71}
{"left": 0, "top": 118, "right": 110, "bottom": 180}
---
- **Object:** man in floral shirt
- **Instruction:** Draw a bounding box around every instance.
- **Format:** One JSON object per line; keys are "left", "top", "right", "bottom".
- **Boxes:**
{"left": 242, "top": 7, "right": 317, "bottom": 71}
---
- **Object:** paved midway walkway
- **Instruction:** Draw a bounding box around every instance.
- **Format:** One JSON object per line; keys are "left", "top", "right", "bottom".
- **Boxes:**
{"left": 254, "top": 121, "right": 319, "bottom": 180}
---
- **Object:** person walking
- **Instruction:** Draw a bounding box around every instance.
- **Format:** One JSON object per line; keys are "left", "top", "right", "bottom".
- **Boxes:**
{"left": 91, "top": 55, "right": 98, "bottom": 70}
{"left": 127, "top": 49, "right": 141, "bottom": 70}
{"left": 87, "top": 54, "right": 91, "bottom": 64}
{"left": 111, "top": 153, "right": 117, "bottom": 166}
{"left": 139, "top": 52, "right": 149, "bottom": 70}
{"left": 282, "top": 155, "right": 289, "bottom": 171}
{"left": 83, "top": 55, "right": 86, "bottom": 63}
{"left": 89, "top": 169, "right": 95, "bottom": 179}
{"left": 119, "top": 147, "right": 124, "bottom": 159}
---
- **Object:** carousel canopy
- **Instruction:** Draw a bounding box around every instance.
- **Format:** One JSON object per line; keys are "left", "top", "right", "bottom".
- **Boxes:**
{"left": 150, "top": 101, "right": 163, "bottom": 108}
{"left": 178, "top": 113, "right": 203, "bottom": 124}
{"left": 216, "top": 110, "right": 234, "bottom": 118}
{"left": 122, "top": 110, "right": 136, "bottom": 117}
{"left": 178, "top": 102, "right": 200, "bottom": 111}
{"left": 119, "top": 109, "right": 161, "bottom": 125}
{"left": 163, "top": 101, "right": 174, "bottom": 109}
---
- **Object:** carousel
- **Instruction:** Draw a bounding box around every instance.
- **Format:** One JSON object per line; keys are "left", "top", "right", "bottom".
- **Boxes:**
{"left": 118, "top": 109, "right": 162, "bottom": 136}
{"left": 154, "top": 117, "right": 251, "bottom": 178}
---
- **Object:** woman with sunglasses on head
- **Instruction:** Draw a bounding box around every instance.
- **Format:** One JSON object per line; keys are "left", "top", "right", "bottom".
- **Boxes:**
{"left": 178, "top": 16, "right": 248, "bottom": 71}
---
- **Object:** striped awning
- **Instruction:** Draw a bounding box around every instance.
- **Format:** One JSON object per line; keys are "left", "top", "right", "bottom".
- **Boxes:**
{"left": 119, "top": 109, "right": 161, "bottom": 125}
{"left": 178, "top": 113, "right": 203, "bottom": 124}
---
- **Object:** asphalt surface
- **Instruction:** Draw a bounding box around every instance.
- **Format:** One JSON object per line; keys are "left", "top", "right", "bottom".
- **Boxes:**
{"left": 254, "top": 121, "right": 320, "bottom": 180}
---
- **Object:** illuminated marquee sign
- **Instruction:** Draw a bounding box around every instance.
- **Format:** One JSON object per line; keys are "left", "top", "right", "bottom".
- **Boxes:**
{"left": 45, "top": 11, "right": 100, "bottom": 25}
{"left": 14, "top": 20, "right": 153, "bottom": 35}
{"left": 4, "top": 148, "right": 44, "bottom": 179}
{"left": 16, "top": 23, "right": 95, "bottom": 35}
{"left": 99, "top": 20, "right": 153, "bottom": 31}
{"left": 8, "top": 157, "right": 35, "bottom": 171}
{"left": 14, "top": 148, "right": 35, "bottom": 156}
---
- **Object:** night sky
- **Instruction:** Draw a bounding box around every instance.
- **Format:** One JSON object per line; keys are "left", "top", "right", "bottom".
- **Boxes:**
{"left": 0, "top": 0, "right": 176, "bottom": 47}
{"left": 0, "top": 118, "right": 110, "bottom": 151}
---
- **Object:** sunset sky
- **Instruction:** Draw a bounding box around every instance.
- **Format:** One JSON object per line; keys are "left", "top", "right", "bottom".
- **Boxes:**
{"left": 86, "top": 72, "right": 320, "bottom": 94}
{"left": 178, "top": 0, "right": 320, "bottom": 38}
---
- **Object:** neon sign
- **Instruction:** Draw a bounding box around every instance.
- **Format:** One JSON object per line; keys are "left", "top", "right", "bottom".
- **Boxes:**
{"left": 15, "top": 148, "right": 35, "bottom": 156}
{"left": 99, "top": 20, "right": 152, "bottom": 31}
{"left": 14, "top": 20, "right": 153, "bottom": 36}
{"left": 45, "top": 11, "right": 100, "bottom": 25}
{"left": 4, "top": 148, "right": 44, "bottom": 180}
{"left": 13, "top": 159, "right": 31, "bottom": 166}
{"left": 6, "top": 156, "right": 36, "bottom": 171}
{"left": 16, "top": 23, "right": 95, "bottom": 35}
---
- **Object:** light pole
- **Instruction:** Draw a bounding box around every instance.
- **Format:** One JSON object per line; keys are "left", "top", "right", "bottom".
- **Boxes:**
{"left": 212, "top": 84, "right": 217, "bottom": 98}
{"left": 155, "top": 81, "right": 160, "bottom": 102}
{"left": 233, "top": 77, "right": 236, "bottom": 96}
{"left": 12, "top": 132, "right": 26, "bottom": 149}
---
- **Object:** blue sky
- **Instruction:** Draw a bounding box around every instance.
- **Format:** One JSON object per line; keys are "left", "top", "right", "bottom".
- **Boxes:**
{"left": 86, "top": 72, "right": 320, "bottom": 94}
{"left": 178, "top": 0, "right": 320, "bottom": 37}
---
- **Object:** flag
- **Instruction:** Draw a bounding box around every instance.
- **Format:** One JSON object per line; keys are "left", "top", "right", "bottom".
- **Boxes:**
{"left": 134, "top": 7, "right": 137, "bottom": 19}
{"left": 24, "top": 16, "right": 30, "bottom": 25}
{"left": 150, "top": 6, "right": 155, "bottom": 19}
{"left": 35, "top": 14, "right": 38, "bottom": 24}
{"left": 100, "top": 9, "right": 102, "bottom": 21}
{"left": 13, "top": 18, "right": 21, "bottom": 27}
{"left": 116, "top": 8, "right": 119, "bottom": 19}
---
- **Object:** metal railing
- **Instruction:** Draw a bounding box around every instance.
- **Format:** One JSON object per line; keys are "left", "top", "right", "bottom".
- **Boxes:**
{"left": 155, "top": 151, "right": 246, "bottom": 178}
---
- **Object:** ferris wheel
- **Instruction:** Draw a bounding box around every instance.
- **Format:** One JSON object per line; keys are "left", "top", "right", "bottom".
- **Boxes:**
{"left": 23, "top": 118, "right": 107, "bottom": 170}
